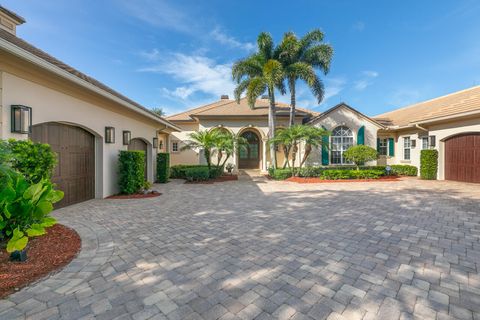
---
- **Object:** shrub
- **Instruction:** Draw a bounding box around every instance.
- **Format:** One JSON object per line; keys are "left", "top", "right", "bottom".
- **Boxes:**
{"left": 0, "top": 169, "right": 63, "bottom": 253}
{"left": 118, "top": 150, "right": 145, "bottom": 194}
{"left": 298, "top": 166, "right": 324, "bottom": 177}
{"left": 170, "top": 164, "right": 222, "bottom": 180}
{"left": 420, "top": 149, "right": 438, "bottom": 180}
{"left": 321, "top": 169, "right": 384, "bottom": 180}
{"left": 209, "top": 166, "right": 223, "bottom": 179}
{"left": 156, "top": 153, "right": 170, "bottom": 183}
{"left": 343, "top": 145, "right": 378, "bottom": 170}
{"left": 390, "top": 165, "right": 418, "bottom": 176}
{"left": 184, "top": 167, "right": 210, "bottom": 181}
{"left": 268, "top": 168, "right": 292, "bottom": 180}
{"left": 4, "top": 139, "right": 57, "bottom": 183}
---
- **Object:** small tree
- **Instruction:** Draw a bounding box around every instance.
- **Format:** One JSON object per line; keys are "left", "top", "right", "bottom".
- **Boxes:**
{"left": 343, "top": 145, "right": 378, "bottom": 170}
{"left": 182, "top": 130, "right": 221, "bottom": 171}
{"left": 299, "top": 126, "right": 330, "bottom": 168}
{"left": 269, "top": 125, "right": 306, "bottom": 176}
{"left": 213, "top": 131, "right": 248, "bottom": 168}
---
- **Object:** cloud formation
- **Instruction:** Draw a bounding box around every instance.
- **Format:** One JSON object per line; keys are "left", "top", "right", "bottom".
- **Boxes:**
{"left": 210, "top": 27, "right": 255, "bottom": 51}
{"left": 354, "top": 70, "right": 379, "bottom": 91}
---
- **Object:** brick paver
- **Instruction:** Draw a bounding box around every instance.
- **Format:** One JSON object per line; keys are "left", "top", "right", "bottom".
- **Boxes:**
{"left": 2, "top": 174, "right": 480, "bottom": 319}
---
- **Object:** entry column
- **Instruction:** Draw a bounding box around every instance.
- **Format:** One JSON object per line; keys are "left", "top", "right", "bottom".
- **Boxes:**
{"left": 262, "top": 139, "right": 268, "bottom": 172}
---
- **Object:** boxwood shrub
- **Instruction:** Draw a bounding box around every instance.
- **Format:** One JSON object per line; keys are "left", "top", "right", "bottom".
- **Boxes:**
{"left": 156, "top": 153, "right": 170, "bottom": 183}
{"left": 390, "top": 164, "right": 418, "bottom": 176}
{"left": 420, "top": 149, "right": 438, "bottom": 180}
{"left": 184, "top": 167, "right": 210, "bottom": 181}
{"left": 321, "top": 169, "right": 384, "bottom": 180}
{"left": 268, "top": 168, "right": 292, "bottom": 180}
{"left": 118, "top": 150, "right": 145, "bottom": 194}
{"left": 170, "top": 164, "right": 223, "bottom": 180}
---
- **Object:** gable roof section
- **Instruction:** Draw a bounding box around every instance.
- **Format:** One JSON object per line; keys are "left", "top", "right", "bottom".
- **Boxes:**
{"left": 0, "top": 6, "right": 26, "bottom": 24}
{"left": 374, "top": 85, "right": 480, "bottom": 127}
{"left": 167, "top": 98, "right": 319, "bottom": 122}
{"left": 308, "top": 102, "right": 385, "bottom": 128}
{"left": 0, "top": 28, "right": 180, "bottom": 131}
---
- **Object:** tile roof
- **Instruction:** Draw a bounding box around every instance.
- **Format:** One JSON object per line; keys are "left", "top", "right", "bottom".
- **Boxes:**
{"left": 374, "top": 85, "right": 480, "bottom": 126}
{"left": 167, "top": 97, "right": 319, "bottom": 121}
{"left": 0, "top": 28, "right": 178, "bottom": 129}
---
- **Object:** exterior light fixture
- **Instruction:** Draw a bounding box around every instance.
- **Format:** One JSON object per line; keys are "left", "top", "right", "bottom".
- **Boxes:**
{"left": 248, "top": 124, "right": 253, "bottom": 128}
{"left": 153, "top": 137, "right": 159, "bottom": 148}
{"left": 159, "top": 140, "right": 163, "bottom": 150}
{"left": 11, "top": 105, "right": 32, "bottom": 134}
{"left": 105, "top": 127, "right": 115, "bottom": 143}
{"left": 122, "top": 131, "right": 131, "bottom": 145}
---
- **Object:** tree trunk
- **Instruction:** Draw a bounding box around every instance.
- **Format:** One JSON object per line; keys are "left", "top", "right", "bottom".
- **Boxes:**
{"left": 221, "top": 153, "right": 230, "bottom": 168}
{"left": 291, "top": 143, "right": 298, "bottom": 176}
{"left": 205, "top": 149, "right": 211, "bottom": 170}
{"left": 282, "top": 145, "right": 290, "bottom": 168}
{"left": 268, "top": 89, "right": 277, "bottom": 169}
{"left": 289, "top": 78, "right": 296, "bottom": 127}
{"left": 217, "top": 150, "right": 223, "bottom": 166}
{"left": 300, "top": 143, "right": 311, "bottom": 168}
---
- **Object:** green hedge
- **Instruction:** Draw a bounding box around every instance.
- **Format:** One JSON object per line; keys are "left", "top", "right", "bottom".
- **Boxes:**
{"left": 3, "top": 139, "right": 57, "bottom": 183}
{"left": 156, "top": 153, "right": 170, "bottom": 183}
{"left": 118, "top": 150, "right": 145, "bottom": 194}
{"left": 170, "top": 164, "right": 223, "bottom": 180}
{"left": 390, "top": 164, "right": 417, "bottom": 176}
{"left": 420, "top": 149, "right": 438, "bottom": 180}
{"left": 268, "top": 168, "right": 292, "bottom": 180}
{"left": 184, "top": 167, "right": 210, "bottom": 181}
{"left": 321, "top": 169, "right": 384, "bottom": 180}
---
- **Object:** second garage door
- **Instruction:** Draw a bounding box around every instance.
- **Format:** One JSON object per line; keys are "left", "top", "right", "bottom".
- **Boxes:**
{"left": 445, "top": 133, "right": 480, "bottom": 183}
{"left": 31, "top": 123, "right": 95, "bottom": 207}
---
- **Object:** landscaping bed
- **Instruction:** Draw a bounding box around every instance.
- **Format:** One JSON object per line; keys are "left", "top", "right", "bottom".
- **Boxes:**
{"left": 0, "top": 224, "right": 81, "bottom": 298}
{"left": 107, "top": 191, "right": 161, "bottom": 199}
{"left": 184, "top": 174, "right": 238, "bottom": 184}
{"left": 286, "top": 175, "right": 401, "bottom": 183}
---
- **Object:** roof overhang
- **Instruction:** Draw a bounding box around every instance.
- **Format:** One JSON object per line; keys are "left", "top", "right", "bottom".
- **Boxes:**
{"left": 309, "top": 102, "right": 386, "bottom": 129}
{"left": 0, "top": 37, "right": 181, "bottom": 132}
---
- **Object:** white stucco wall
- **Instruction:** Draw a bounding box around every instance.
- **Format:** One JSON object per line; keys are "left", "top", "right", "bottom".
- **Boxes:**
{"left": 1, "top": 71, "right": 159, "bottom": 198}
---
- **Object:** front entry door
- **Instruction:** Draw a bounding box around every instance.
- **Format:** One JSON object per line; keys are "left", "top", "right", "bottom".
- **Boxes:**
{"left": 239, "top": 131, "right": 260, "bottom": 169}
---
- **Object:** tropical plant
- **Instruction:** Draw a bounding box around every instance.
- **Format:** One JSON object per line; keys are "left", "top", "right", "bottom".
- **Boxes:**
{"left": 150, "top": 107, "right": 166, "bottom": 117}
{"left": 420, "top": 149, "right": 438, "bottom": 180}
{"left": 276, "top": 30, "right": 333, "bottom": 126}
{"left": 225, "top": 163, "right": 235, "bottom": 173}
{"left": 181, "top": 130, "right": 222, "bottom": 170}
{"left": 268, "top": 125, "right": 307, "bottom": 176}
{"left": 0, "top": 170, "right": 63, "bottom": 253}
{"left": 212, "top": 130, "right": 248, "bottom": 167}
{"left": 156, "top": 152, "right": 170, "bottom": 183}
{"left": 343, "top": 145, "right": 378, "bottom": 170}
{"left": 232, "top": 32, "right": 286, "bottom": 169}
{"left": 118, "top": 150, "right": 145, "bottom": 194}
{"left": 299, "top": 126, "right": 330, "bottom": 168}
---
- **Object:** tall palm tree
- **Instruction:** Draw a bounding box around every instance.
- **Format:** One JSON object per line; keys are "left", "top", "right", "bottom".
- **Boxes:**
{"left": 181, "top": 130, "right": 221, "bottom": 171}
{"left": 232, "top": 32, "right": 285, "bottom": 169}
{"left": 276, "top": 30, "right": 333, "bottom": 126}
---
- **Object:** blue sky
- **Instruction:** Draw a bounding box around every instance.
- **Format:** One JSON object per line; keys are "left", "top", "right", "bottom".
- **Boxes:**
{"left": 3, "top": 0, "right": 480, "bottom": 116}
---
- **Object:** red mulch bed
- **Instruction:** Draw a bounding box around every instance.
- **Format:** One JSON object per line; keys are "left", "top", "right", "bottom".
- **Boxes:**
{"left": 185, "top": 175, "right": 238, "bottom": 184}
{"left": 107, "top": 191, "right": 161, "bottom": 199}
{"left": 0, "top": 224, "right": 81, "bottom": 299}
{"left": 285, "top": 175, "right": 402, "bottom": 184}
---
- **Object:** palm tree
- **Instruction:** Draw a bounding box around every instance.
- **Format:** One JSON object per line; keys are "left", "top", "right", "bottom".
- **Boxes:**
{"left": 276, "top": 30, "right": 333, "bottom": 126}
{"left": 299, "top": 126, "right": 329, "bottom": 168}
{"left": 213, "top": 131, "right": 248, "bottom": 167}
{"left": 232, "top": 32, "right": 285, "bottom": 169}
{"left": 150, "top": 107, "right": 166, "bottom": 117}
{"left": 181, "top": 130, "right": 221, "bottom": 170}
{"left": 269, "top": 125, "right": 307, "bottom": 176}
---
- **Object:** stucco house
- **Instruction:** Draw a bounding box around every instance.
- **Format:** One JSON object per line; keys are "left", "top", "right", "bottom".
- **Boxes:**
{"left": 0, "top": 6, "right": 179, "bottom": 207}
{"left": 167, "top": 86, "right": 480, "bottom": 184}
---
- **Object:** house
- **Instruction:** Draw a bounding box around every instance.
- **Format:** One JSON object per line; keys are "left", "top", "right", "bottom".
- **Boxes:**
{"left": 0, "top": 6, "right": 180, "bottom": 207}
{"left": 164, "top": 96, "right": 318, "bottom": 171}
{"left": 168, "top": 87, "right": 480, "bottom": 183}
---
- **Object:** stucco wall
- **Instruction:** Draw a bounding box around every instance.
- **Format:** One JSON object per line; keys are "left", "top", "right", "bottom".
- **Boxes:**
{"left": 1, "top": 71, "right": 159, "bottom": 198}
{"left": 169, "top": 122, "right": 200, "bottom": 166}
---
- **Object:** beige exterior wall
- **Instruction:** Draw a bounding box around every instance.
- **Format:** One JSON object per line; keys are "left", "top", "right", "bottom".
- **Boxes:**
{"left": 0, "top": 65, "right": 161, "bottom": 198}
{"left": 169, "top": 122, "right": 201, "bottom": 166}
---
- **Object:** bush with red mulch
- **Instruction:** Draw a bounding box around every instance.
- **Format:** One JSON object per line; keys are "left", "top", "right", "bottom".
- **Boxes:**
{"left": 0, "top": 224, "right": 81, "bottom": 298}
{"left": 106, "top": 191, "right": 162, "bottom": 199}
{"left": 184, "top": 175, "right": 238, "bottom": 184}
{"left": 286, "top": 175, "right": 401, "bottom": 184}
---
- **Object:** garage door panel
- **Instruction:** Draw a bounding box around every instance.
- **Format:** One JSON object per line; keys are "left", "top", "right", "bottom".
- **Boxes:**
{"left": 445, "top": 133, "right": 480, "bottom": 183}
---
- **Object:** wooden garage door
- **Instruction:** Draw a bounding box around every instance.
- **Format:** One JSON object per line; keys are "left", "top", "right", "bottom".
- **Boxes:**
{"left": 128, "top": 138, "right": 148, "bottom": 179}
{"left": 31, "top": 123, "right": 95, "bottom": 207}
{"left": 445, "top": 133, "right": 480, "bottom": 183}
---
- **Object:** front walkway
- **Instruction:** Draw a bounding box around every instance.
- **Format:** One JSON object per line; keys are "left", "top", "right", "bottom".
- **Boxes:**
{"left": 2, "top": 175, "right": 480, "bottom": 320}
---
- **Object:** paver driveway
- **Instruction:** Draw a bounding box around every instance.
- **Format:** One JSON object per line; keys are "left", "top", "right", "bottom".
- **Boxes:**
{"left": 2, "top": 174, "right": 480, "bottom": 320}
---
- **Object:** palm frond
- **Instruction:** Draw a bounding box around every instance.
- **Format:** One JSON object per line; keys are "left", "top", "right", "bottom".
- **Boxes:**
{"left": 246, "top": 77, "right": 266, "bottom": 109}
{"left": 298, "top": 29, "right": 324, "bottom": 55}
{"left": 232, "top": 54, "right": 263, "bottom": 82}
{"left": 257, "top": 32, "right": 274, "bottom": 60}
{"left": 234, "top": 79, "right": 250, "bottom": 103}
{"left": 302, "top": 44, "right": 333, "bottom": 74}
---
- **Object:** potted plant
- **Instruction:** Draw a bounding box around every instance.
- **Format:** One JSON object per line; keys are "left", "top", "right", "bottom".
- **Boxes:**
{"left": 225, "top": 163, "right": 235, "bottom": 174}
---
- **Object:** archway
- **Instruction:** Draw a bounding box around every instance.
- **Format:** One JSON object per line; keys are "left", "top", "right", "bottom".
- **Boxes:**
{"left": 128, "top": 138, "right": 148, "bottom": 180}
{"left": 238, "top": 130, "right": 261, "bottom": 169}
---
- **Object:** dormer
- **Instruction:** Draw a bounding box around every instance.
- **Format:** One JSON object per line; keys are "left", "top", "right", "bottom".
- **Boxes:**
{"left": 0, "top": 6, "right": 25, "bottom": 35}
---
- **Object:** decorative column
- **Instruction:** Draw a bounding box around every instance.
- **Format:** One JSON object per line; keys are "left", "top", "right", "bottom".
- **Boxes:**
{"left": 262, "top": 139, "right": 268, "bottom": 172}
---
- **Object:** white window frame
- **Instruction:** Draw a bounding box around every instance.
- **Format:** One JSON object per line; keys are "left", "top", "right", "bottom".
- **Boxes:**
{"left": 421, "top": 136, "right": 429, "bottom": 150}
{"left": 403, "top": 137, "right": 411, "bottom": 160}
{"left": 172, "top": 141, "right": 179, "bottom": 153}
{"left": 379, "top": 138, "right": 388, "bottom": 156}
{"left": 330, "top": 126, "right": 354, "bottom": 165}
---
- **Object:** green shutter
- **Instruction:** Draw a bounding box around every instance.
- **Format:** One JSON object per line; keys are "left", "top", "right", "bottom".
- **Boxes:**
{"left": 377, "top": 138, "right": 381, "bottom": 151}
{"left": 357, "top": 126, "right": 365, "bottom": 145}
{"left": 388, "top": 138, "right": 395, "bottom": 156}
{"left": 321, "top": 126, "right": 329, "bottom": 165}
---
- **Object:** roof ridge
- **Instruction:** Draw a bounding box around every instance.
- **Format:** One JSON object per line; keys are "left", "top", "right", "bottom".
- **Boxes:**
{"left": 167, "top": 99, "right": 234, "bottom": 119}
{"left": 374, "top": 85, "right": 480, "bottom": 118}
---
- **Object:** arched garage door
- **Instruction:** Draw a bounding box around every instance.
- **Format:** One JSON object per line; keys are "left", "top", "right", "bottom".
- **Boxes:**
{"left": 445, "top": 133, "right": 480, "bottom": 183}
{"left": 31, "top": 123, "right": 95, "bottom": 207}
{"left": 128, "top": 138, "right": 148, "bottom": 179}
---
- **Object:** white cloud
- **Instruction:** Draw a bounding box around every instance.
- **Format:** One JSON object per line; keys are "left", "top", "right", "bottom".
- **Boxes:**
{"left": 210, "top": 28, "right": 255, "bottom": 51}
{"left": 352, "top": 21, "right": 365, "bottom": 32}
{"left": 139, "top": 53, "right": 236, "bottom": 100}
{"left": 323, "top": 77, "right": 347, "bottom": 103}
{"left": 354, "top": 70, "right": 379, "bottom": 91}
{"left": 139, "top": 49, "right": 161, "bottom": 61}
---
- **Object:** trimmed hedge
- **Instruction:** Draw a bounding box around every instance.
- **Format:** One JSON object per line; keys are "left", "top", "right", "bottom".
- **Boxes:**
{"left": 390, "top": 164, "right": 417, "bottom": 176}
{"left": 184, "top": 167, "right": 209, "bottom": 181}
{"left": 156, "top": 153, "right": 170, "bottom": 183}
{"left": 420, "top": 149, "right": 438, "bottom": 180}
{"left": 118, "top": 150, "right": 145, "bottom": 194}
{"left": 321, "top": 169, "right": 384, "bottom": 180}
{"left": 268, "top": 168, "right": 292, "bottom": 180}
{"left": 170, "top": 164, "right": 223, "bottom": 180}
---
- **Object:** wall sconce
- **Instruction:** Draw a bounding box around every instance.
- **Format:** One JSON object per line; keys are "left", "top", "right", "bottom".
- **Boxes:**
{"left": 11, "top": 105, "right": 32, "bottom": 134}
{"left": 159, "top": 140, "right": 163, "bottom": 149}
{"left": 153, "top": 137, "right": 159, "bottom": 148}
{"left": 105, "top": 127, "right": 115, "bottom": 143}
{"left": 122, "top": 131, "right": 131, "bottom": 145}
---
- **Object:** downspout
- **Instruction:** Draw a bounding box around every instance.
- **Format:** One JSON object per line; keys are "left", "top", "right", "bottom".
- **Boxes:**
{"left": 414, "top": 124, "right": 428, "bottom": 132}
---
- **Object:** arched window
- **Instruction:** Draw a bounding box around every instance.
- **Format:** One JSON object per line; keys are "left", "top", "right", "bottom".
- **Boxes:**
{"left": 331, "top": 126, "right": 353, "bottom": 165}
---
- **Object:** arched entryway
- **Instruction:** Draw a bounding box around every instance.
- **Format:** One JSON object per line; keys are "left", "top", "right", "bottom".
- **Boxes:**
{"left": 444, "top": 133, "right": 480, "bottom": 183}
{"left": 239, "top": 130, "right": 261, "bottom": 169}
{"left": 31, "top": 122, "right": 96, "bottom": 208}
{"left": 128, "top": 138, "right": 148, "bottom": 179}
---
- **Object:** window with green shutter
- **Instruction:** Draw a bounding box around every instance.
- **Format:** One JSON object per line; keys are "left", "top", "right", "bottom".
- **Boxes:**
{"left": 357, "top": 126, "right": 365, "bottom": 145}
{"left": 388, "top": 138, "right": 395, "bottom": 156}
{"left": 321, "top": 126, "right": 329, "bottom": 165}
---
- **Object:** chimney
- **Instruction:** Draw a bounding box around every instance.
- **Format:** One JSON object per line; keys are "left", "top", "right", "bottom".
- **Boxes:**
{"left": 0, "top": 6, "right": 26, "bottom": 35}
{"left": 220, "top": 95, "right": 229, "bottom": 100}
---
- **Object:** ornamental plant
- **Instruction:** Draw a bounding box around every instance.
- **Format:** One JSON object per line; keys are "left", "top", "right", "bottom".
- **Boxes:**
{"left": 156, "top": 152, "right": 170, "bottom": 183}
{"left": 343, "top": 145, "right": 378, "bottom": 170}
{"left": 118, "top": 150, "right": 145, "bottom": 194}
{"left": 420, "top": 149, "right": 438, "bottom": 180}
{"left": 0, "top": 169, "right": 63, "bottom": 253}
